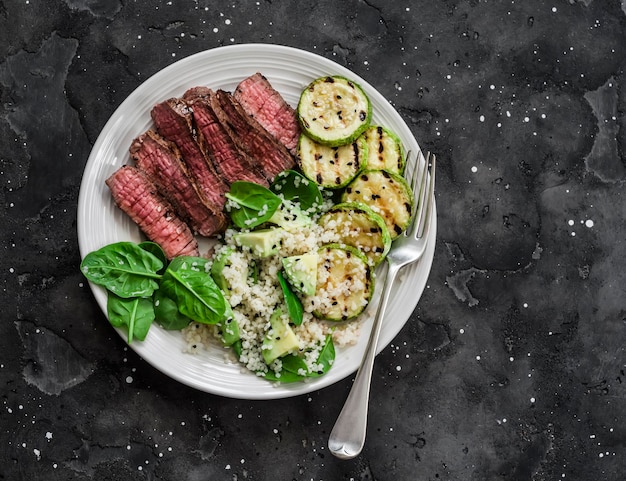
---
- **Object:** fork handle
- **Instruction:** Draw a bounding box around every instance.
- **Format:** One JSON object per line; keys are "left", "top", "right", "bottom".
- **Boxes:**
{"left": 328, "top": 262, "right": 402, "bottom": 459}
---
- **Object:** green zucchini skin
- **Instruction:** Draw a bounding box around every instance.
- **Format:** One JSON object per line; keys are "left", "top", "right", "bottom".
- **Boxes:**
{"left": 342, "top": 169, "right": 413, "bottom": 239}
{"left": 309, "top": 243, "right": 373, "bottom": 322}
{"left": 317, "top": 202, "right": 391, "bottom": 267}
{"left": 297, "top": 76, "right": 372, "bottom": 147}
{"left": 362, "top": 125, "right": 405, "bottom": 174}
{"left": 297, "top": 133, "right": 367, "bottom": 189}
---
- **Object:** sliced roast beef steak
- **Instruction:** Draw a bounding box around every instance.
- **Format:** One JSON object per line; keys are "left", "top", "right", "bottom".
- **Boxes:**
{"left": 234, "top": 72, "right": 301, "bottom": 155}
{"left": 106, "top": 165, "right": 199, "bottom": 259}
{"left": 184, "top": 88, "right": 269, "bottom": 187}
{"left": 151, "top": 98, "right": 228, "bottom": 209}
{"left": 130, "top": 130, "right": 227, "bottom": 237}
{"left": 213, "top": 89, "right": 295, "bottom": 181}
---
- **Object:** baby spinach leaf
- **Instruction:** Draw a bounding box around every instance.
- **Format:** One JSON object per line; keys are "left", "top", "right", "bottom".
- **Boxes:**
{"left": 308, "top": 335, "right": 335, "bottom": 377}
{"left": 249, "top": 259, "right": 260, "bottom": 284}
{"left": 263, "top": 366, "right": 305, "bottom": 383}
{"left": 225, "top": 181, "right": 282, "bottom": 229}
{"left": 154, "top": 290, "right": 192, "bottom": 330}
{"left": 281, "top": 335, "right": 335, "bottom": 379}
{"left": 80, "top": 241, "right": 163, "bottom": 298}
{"left": 277, "top": 270, "right": 303, "bottom": 326}
{"left": 260, "top": 335, "right": 336, "bottom": 383}
{"left": 271, "top": 169, "right": 323, "bottom": 213}
{"left": 280, "top": 354, "right": 309, "bottom": 376}
{"left": 160, "top": 256, "right": 229, "bottom": 325}
{"left": 139, "top": 241, "right": 168, "bottom": 273}
{"left": 107, "top": 293, "right": 155, "bottom": 343}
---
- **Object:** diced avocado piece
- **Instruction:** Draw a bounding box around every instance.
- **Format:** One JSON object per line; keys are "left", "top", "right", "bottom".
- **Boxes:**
{"left": 210, "top": 247, "right": 234, "bottom": 294}
{"left": 218, "top": 313, "right": 240, "bottom": 346}
{"left": 268, "top": 199, "right": 312, "bottom": 230}
{"left": 234, "top": 228, "right": 283, "bottom": 257}
{"left": 262, "top": 309, "right": 300, "bottom": 364}
{"left": 282, "top": 252, "right": 318, "bottom": 296}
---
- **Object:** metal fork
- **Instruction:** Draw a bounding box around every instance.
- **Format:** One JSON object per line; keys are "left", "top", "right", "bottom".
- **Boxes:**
{"left": 328, "top": 150, "right": 437, "bottom": 460}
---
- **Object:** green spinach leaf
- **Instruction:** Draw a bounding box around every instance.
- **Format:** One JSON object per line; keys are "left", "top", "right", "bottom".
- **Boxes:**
{"left": 107, "top": 293, "right": 155, "bottom": 343}
{"left": 80, "top": 241, "right": 163, "bottom": 298}
{"left": 154, "top": 290, "right": 192, "bottom": 330}
{"left": 263, "top": 335, "right": 335, "bottom": 383}
{"left": 263, "top": 364, "right": 305, "bottom": 383}
{"left": 277, "top": 270, "right": 303, "bottom": 326}
{"left": 225, "top": 181, "right": 282, "bottom": 229}
{"left": 271, "top": 169, "right": 323, "bottom": 213}
{"left": 160, "top": 256, "right": 229, "bottom": 325}
{"left": 308, "top": 334, "right": 335, "bottom": 377}
{"left": 139, "top": 241, "right": 168, "bottom": 274}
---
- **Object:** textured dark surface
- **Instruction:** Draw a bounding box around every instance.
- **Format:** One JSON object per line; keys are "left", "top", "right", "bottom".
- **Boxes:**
{"left": 2, "top": 1, "right": 626, "bottom": 480}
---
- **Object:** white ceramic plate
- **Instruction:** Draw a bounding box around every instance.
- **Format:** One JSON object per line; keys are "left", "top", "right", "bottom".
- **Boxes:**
{"left": 77, "top": 44, "right": 436, "bottom": 400}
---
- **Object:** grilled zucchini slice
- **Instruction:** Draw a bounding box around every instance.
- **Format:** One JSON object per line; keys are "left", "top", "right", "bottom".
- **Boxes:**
{"left": 297, "top": 133, "right": 367, "bottom": 189}
{"left": 297, "top": 76, "right": 372, "bottom": 147}
{"left": 310, "top": 244, "right": 373, "bottom": 322}
{"left": 342, "top": 169, "right": 413, "bottom": 239}
{"left": 362, "top": 125, "right": 405, "bottom": 174}
{"left": 317, "top": 202, "right": 391, "bottom": 267}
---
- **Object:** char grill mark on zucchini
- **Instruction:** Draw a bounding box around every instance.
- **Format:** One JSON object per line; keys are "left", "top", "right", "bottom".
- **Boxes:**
{"left": 311, "top": 244, "right": 373, "bottom": 322}
{"left": 342, "top": 169, "right": 413, "bottom": 239}
{"left": 297, "top": 76, "right": 372, "bottom": 147}
{"left": 297, "top": 134, "right": 367, "bottom": 189}
{"left": 317, "top": 202, "right": 391, "bottom": 267}
{"left": 362, "top": 125, "right": 405, "bottom": 174}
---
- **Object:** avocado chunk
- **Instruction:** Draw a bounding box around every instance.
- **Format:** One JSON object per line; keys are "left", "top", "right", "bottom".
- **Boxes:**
{"left": 217, "top": 314, "right": 240, "bottom": 346}
{"left": 262, "top": 309, "right": 300, "bottom": 364}
{"left": 282, "top": 252, "right": 318, "bottom": 296}
{"left": 210, "top": 247, "right": 234, "bottom": 294}
{"left": 234, "top": 228, "right": 283, "bottom": 257}
{"left": 268, "top": 199, "right": 312, "bottom": 231}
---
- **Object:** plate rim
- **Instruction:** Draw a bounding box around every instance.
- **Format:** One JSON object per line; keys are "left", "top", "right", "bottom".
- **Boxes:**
{"left": 77, "top": 43, "right": 436, "bottom": 400}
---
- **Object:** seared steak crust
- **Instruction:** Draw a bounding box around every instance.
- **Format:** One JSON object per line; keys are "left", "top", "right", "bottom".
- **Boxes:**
{"left": 106, "top": 165, "right": 199, "bottom": 259}
{"left": 130, "top": 130, "right": 227, "bottom": 237}
{"left": 184, "top": 88, "right": 269, "bottom": 187}
{"left": 151, "top": 98, "right": 228, "bottom": 209}
{"left": 234, "top": 72, "right": 301, "bottom": 155}
{"left": 213, "top": 89, "right": 295, "bottom": 181}
{"left": 107, "top": 75, "right": 300, "bottom": 257}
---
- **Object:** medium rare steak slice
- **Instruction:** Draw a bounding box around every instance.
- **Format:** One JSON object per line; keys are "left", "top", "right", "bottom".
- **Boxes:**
{"left": 151, "top": 98, "right": 228, "bottom": 209}
{"left": 184, "top": 88, "right": 269, "bottom": 187}
{"left": 106, "top": 165, "right": 199, "bottom": 259}
{"left": 130, "top": 130, "right": 227, "bottom": 237}
{"left": 234, "top": 72, "right": 301, "bottom": 155}
{"left": 213, "top": 89, "right": 295, "bottom": 181}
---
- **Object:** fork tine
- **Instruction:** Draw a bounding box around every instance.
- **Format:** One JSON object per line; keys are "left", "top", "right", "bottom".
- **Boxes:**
{"left": 403, "top": 150, "right": 425, "bottom": 236}
{"left": 410, "top": 150, "right": 429, "bottom": 236}
{"left": 407, "top": 149, "right": 422, "bottom": 195}
{"left": 416, "top": 152, "right": 436, "bottom": 239}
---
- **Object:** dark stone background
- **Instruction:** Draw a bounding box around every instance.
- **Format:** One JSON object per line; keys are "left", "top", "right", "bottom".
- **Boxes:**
{"left": 1, "top": 0, "right": 625, "bottom": 479}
